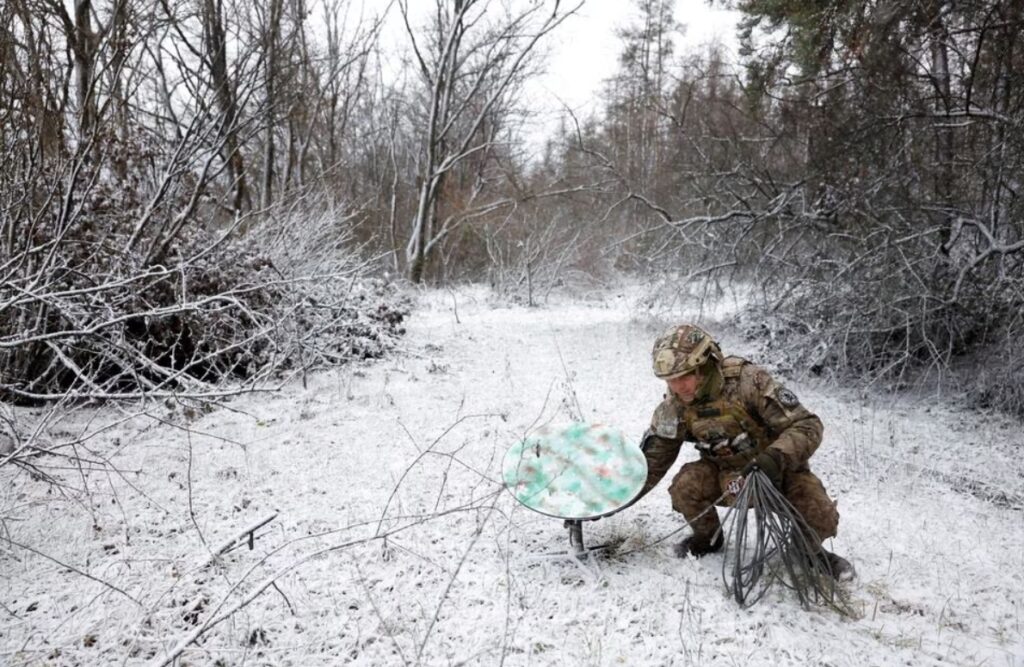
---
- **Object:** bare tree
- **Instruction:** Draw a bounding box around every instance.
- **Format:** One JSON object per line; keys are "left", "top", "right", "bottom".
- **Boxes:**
{"left": 0, "top": 0, "right": 408, "bottom": 407}
{"left": 399, "top": 0, "right": 582, "bottom": 283}
{"left": 200, "top": 0, "right": 252, "bottom": 211}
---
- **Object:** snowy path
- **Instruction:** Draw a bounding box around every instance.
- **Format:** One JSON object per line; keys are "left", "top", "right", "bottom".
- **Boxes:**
{"left": 2, "top": 286, "right": 1022, "bottom": 666}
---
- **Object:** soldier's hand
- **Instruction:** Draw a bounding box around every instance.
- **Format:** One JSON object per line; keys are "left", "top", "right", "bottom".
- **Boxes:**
{"left": 742, "top": 449, "right": 785, "bottom": 490}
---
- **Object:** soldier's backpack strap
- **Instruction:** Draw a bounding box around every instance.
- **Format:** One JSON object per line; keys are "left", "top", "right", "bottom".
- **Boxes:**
{"left": 721, "top": 356, "right": 748, "bottom": 380}
{"left": 719, "top": 356, "right": 774, "bottom": 438}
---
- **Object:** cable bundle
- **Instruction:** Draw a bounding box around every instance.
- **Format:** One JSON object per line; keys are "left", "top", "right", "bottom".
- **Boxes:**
{"left": 721, "top": 470, "right": 851, "bottom": 615}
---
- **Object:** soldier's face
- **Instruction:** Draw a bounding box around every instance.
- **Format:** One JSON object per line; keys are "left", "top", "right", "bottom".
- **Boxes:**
{"left": 667, "top": 371, "right": 702, "bottom": 404}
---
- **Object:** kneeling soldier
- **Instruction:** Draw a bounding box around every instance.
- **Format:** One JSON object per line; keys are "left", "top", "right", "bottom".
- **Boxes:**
{"left": 639, "top": 324, "right": 854, "bottom": 581}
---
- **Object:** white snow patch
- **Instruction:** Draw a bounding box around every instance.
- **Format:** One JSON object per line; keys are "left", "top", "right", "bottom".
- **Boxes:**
{"left": 1, "top": 285, "right": 1022, "bottom": 666}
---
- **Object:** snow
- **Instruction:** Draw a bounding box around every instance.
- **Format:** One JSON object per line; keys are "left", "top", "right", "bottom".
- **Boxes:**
{"left": 2, "top": 284, "right": 1022, "bottom": 666}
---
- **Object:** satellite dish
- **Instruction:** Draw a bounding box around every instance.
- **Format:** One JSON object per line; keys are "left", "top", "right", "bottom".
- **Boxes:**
{"left": 502, "top": 422, "right": 647, "bottom": 554}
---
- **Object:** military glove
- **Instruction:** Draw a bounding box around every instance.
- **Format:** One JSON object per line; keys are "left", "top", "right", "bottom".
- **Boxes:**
{"left": 742, "top": 449, "right": 786, "bottom": 490}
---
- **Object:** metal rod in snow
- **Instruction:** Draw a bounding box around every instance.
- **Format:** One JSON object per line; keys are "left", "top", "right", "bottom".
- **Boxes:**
{"left": 201, "top": 511, "right": 279, "bottom": 569}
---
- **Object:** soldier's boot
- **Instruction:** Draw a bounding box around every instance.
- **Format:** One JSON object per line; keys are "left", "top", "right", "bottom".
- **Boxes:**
{"left": 813, "top": 549, "right": 856, "bottom": 582}
{"left": 674, "top": 532, "right": 724, "bottom": 559}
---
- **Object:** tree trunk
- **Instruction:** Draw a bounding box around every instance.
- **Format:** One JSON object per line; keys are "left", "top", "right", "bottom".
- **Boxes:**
{"left": 261, "top": 0, "right": 284, "bottom": 210}
{"left": 928, "top": 1, "right": 955, "bottom": 254}
{"left": 73, "top": 0, "right": 98, "bottom": 137}
{"left": 409, "top": 174, "right": 443, "bottom": 284}
{"left": 108, "top": 0, "right": 131, "bottom": 178}
{"left": 203, "top": 0, "right": 250, "bottom": 212}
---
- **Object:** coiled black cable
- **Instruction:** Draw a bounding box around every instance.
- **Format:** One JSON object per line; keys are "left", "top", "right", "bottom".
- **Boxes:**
{"left": 720, "top": 469, "right": 852, "bottom": 615}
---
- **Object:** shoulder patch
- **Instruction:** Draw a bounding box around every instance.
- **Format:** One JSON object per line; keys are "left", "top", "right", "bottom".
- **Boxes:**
{"left": 774, "top": 386, "right": 800, "bottom": 409}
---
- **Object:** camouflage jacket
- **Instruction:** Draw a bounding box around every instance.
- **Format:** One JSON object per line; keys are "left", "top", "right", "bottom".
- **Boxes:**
{"left": 640, "top": 356, "right": 823, "bottom": 493}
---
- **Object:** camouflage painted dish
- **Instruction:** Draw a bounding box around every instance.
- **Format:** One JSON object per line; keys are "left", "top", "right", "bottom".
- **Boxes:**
{"left": 502, "top": 423, "right": 648, "bottom": 520}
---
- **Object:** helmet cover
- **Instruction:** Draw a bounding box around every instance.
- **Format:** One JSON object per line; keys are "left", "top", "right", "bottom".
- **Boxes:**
{"left": 651, "top": 324, "right": 721, "bottom": 379}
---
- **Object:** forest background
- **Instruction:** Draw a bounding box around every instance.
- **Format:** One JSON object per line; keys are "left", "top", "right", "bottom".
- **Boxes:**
{"left": 2, "top": 1, "right": 1023, "bottom": 663}
{"left": 2, "top": 0, "right": 1023, "bottom": 420}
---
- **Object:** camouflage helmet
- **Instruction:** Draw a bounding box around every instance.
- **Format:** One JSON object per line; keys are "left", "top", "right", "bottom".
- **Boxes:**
{"left": 651, "top": 324, "right": 722, "bottom": 379}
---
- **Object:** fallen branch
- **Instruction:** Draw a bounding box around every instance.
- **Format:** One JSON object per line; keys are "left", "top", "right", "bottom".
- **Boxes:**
{"left": 5, "top": 537, "right": 142, "bottom": 606}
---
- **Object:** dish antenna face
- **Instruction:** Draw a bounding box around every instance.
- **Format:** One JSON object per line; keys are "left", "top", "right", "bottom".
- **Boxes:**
{"left": 502, "top": 423, "right": 647, "bottom": 555}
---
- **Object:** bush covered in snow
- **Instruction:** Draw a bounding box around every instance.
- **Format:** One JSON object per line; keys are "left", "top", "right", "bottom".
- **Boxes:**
{"left": 0, "top": 167, "right": 409, "bottom": 403}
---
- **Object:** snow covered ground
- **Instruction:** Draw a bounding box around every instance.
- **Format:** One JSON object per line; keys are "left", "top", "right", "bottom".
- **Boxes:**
{"left": 2, "top": 284, "right": 1022, "bottom": 666}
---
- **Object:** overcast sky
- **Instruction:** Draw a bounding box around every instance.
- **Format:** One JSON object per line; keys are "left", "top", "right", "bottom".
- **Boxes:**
{"left": 532, "top": 2, "right": 740, "bottom": 115}
{"left": 364, "top": 0, "right": 741, "bottom": 152}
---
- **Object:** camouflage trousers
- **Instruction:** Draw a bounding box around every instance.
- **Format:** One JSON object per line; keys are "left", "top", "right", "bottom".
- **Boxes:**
{"left": 669, "top": 458, "right": 840, "bottom": 547}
